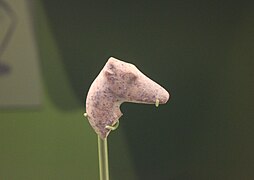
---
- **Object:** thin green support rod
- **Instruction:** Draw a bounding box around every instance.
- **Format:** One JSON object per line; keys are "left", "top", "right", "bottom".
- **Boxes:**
{"left": 98, "top": 136, "right": 109, "bottom": 180}
{"left": 97, "top": 120, "right": 119, "bottom": 180}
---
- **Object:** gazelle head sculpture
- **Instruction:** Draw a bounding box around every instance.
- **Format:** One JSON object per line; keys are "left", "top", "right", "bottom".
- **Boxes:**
{"left": 85, "top": 57, "right": 170, "bottom": 139}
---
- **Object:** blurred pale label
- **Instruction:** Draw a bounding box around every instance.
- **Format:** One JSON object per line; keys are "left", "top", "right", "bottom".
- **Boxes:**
{"left": 0, "top": 0, "right": 41, "bottom": 108}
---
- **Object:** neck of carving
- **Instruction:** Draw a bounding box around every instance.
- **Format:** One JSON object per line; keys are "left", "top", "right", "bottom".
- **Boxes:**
{"left": 104, "top": 93, "right": 123, "bottom": 124}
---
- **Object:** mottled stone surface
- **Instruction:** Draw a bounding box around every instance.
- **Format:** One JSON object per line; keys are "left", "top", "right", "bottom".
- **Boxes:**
{"left": 86, "top": 57, "right": 170, "bottom": 139}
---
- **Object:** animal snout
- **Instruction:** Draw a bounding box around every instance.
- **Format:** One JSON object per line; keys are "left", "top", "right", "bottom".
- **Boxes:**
{"left": 156, "top": 88, "right": 170, "bottom": 104}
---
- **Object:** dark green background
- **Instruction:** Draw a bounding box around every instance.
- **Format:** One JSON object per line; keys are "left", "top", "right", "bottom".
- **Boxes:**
{"left": 1, "top": 0, "right": 254, "bottom": 179}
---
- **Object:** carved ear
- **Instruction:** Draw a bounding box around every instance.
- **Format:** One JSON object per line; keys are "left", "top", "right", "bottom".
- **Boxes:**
{"left": 104, "top": 62, "right": 116, "bottom": 77}
{"left": 104, "top": 69, "right": 115, "bottom": 78}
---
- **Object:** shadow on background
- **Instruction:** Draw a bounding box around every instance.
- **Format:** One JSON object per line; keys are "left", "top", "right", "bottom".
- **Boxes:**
{"left": 40, "top": 0, "right": 254, "bottom": 179}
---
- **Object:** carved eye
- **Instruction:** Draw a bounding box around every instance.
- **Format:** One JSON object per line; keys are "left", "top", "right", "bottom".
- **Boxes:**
{"left": 123, "top": 72, "right": 137, "bottom": 84}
